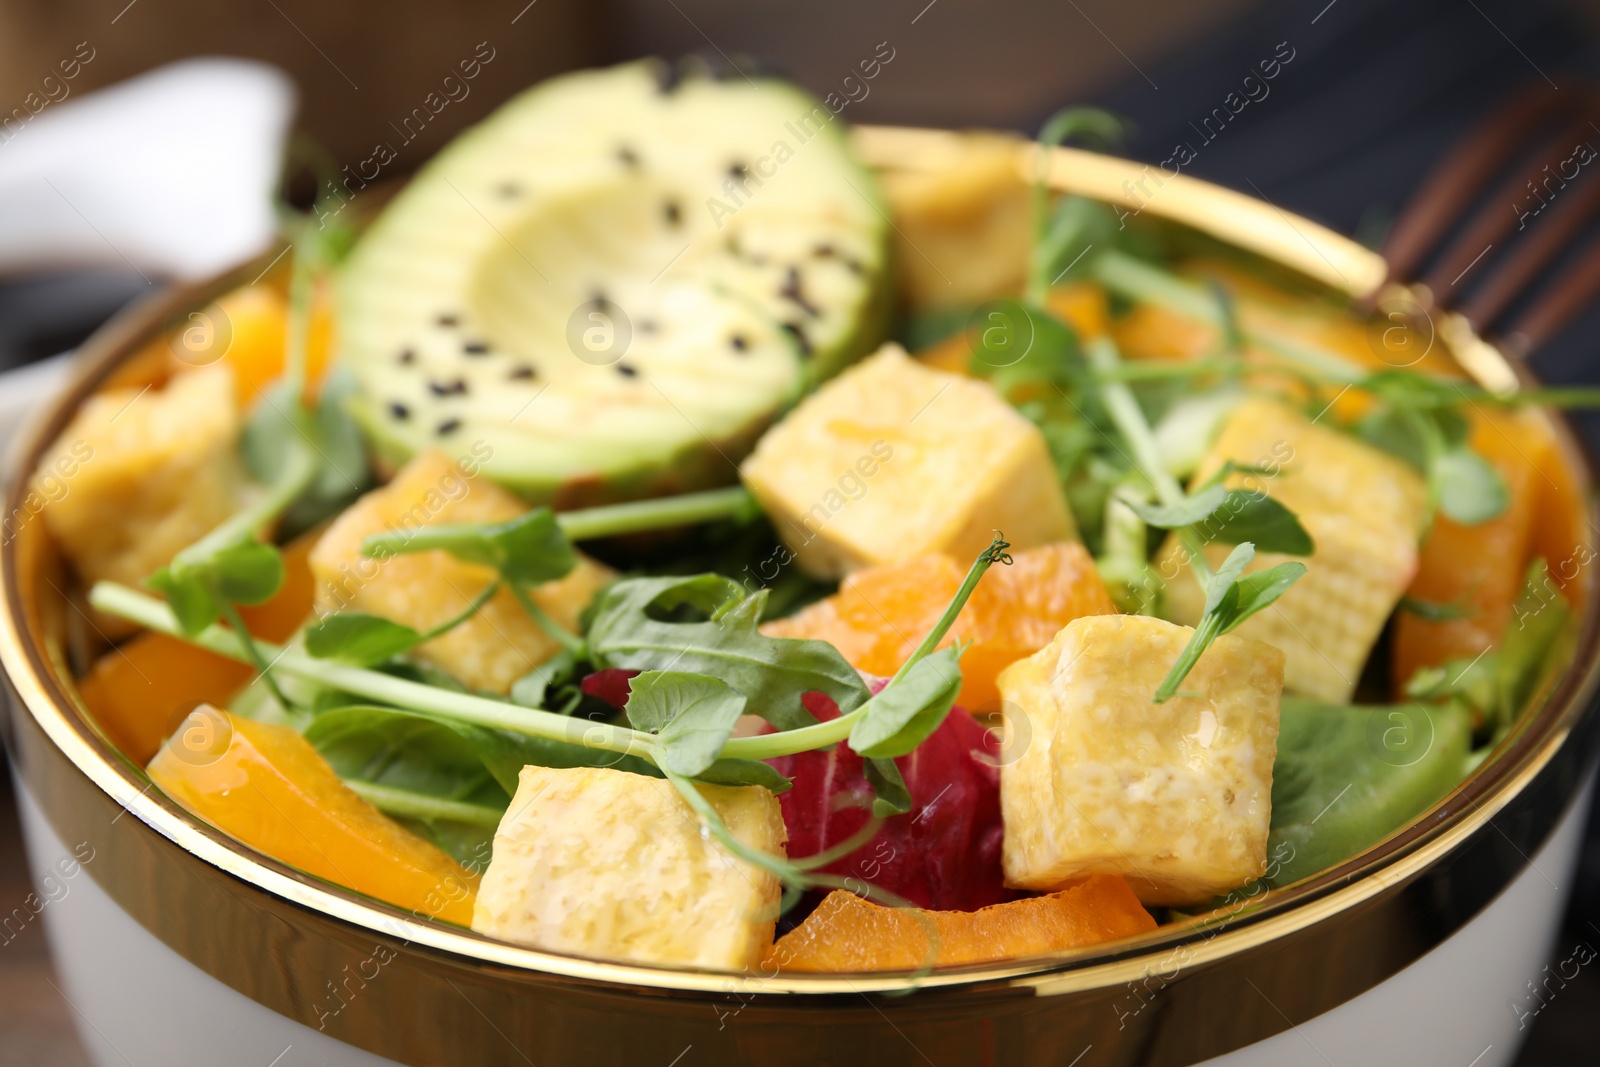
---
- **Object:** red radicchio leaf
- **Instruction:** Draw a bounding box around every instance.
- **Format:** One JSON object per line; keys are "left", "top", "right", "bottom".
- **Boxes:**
{"left": 580, "top": 668, "right": 640, "bottom": 709}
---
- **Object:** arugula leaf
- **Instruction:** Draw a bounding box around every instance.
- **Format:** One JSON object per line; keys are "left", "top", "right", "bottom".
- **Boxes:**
{"left": 625, "top": 670, "right": 748, "bottom": 777}
{"left": 1154, "top": 543, "right": 1306, "bottom": 702}
{"left": 848, "top": 646, "right": 963, "bottom": 759}
{"left": 304, "top": 612, "right": 424, "bottom": 666}
{"left": 586, "top": 574, "right": 869, "bottom": 731}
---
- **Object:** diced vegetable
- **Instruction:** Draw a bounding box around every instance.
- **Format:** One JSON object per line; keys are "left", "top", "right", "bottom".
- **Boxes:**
{"left": 741, "top": 344, "right": 1076, "bottom": 579}
{"left": 763, "top": 542, "right": 1115, "bottom": 708}
{"left": 1392, "top": 407, "right": 1541, "bottom": 693}
{"left": 308, "top": 451, "right": 614, "bottom": 694}
{"left": 999, "top": 614, "right": 1284, "bottom": 906}
{"left": 1160, "top": 397, "right": 1428, "bottom": 702}
{"left": 765, "top": 876, "right": 1154, "bottom": 971}
{"left": 78, "top": 533, "right": 318, "bottom": 763}
{"left": 766, "top": 694, "right": 1010, "bottom": 911}
{"left": 165, "top": 283, "right": 336, "bottom": 409}
{"left": 38, "top": 365, "right": 241, "bottom": 592}
{"left": 472, "top": 766, "right": 785, "bottom": 969}
{"left": 148, "top": 706, "right": 477, "bottom": 923}
{"left": 1268, "top": 698, "right": 1472, "bottom": 886}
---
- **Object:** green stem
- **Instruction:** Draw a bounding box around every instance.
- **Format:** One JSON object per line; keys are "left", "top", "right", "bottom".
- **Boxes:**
{"left": 176, "top": 439, "right": 317, "bottom": 567}
{"left": 1090, "top": 250, "right": 1366, "bottom": 384}
{"left": 556, "top": 486, "right": 757, "bottom": 541}
{"left": 663, "top": 765, "right": 800, "bottom": 884}
{"left": 1153, "top": 611, "right": 1225, "bottom": 702}
{"left": 419, "top": 580, "right": 502, "bottom": 641}
{"left": 344, "top": 780, "right": 506, "bottom": 828}
{"left": 90, "top": 582, "right": 656, "bottom": 759}
{"left": 1085, "top": 337, "right": 1214, "bottom": 583}
{"left": 509, "top": 584, "right": 587, "bottom": 657}
{"left": 721, "top": 539, "right": 1008, "bottom": 762}
{"left": 216, "top": 597, "right": 290, "bottom": 708}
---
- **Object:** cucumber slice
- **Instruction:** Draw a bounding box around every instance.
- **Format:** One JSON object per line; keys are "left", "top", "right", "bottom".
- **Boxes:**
{"left": 339, "top": 61, "right": 891, "bottom": 504}
{"left": 1267, "top": 698, "right": 1473, "bottom": 887}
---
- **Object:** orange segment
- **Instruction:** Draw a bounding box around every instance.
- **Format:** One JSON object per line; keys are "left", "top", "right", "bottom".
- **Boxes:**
{"left": 77, "top": 531, "right": 318, "bottom": 765}
{"left": 765, "top": 876, "right": 1155, "bottom": 971}
{"left": 149, "top": 707, "right": 476, "bottom": 924}
{"left": 1392, "top": 407, "right": 1543, "bottom": 693}
{"left": 763, "top": 542, "right": 1115, "bottom": 708}
{"left": 1523, "top": 415, "right": 1593, "bottom": 610}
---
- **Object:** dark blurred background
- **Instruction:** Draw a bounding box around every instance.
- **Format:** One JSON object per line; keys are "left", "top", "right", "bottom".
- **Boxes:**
{"left": 3, "top": 0, "right": 1600, "bottom": 1062}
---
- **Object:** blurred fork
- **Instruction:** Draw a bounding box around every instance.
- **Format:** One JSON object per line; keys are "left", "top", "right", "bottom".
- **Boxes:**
{"left": 1376, "top": 83, "right": 1600, "bottom": 366}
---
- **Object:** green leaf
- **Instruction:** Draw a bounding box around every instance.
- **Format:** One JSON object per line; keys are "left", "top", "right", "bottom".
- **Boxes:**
{"left": 624, "top": 670, "right": 748, "bottom": 777}
{"left": 966, "top": 300, "right": 1084, "bottom": 399}
{"left": 363, "top": 508, "right": 578, "bottom": 587}
{"left": 864, "top": 757, "right": 912, "bottom": 818}
{"left": 693, "top": 758, "right": 793, "bottom": 794}
{"left": 304, "top": 612, "right": 424, "bottom": 666}
{"left": 1200, "top": 492, "right": 1314, "bottom": 556}
{"left": 280, "top": 368, "right": 374, "bottom": 537}
{"left": 1355, "top": 406, "right": 1428, "bottom": 471}
{"left": 848, "top": 646, "right": 963, "bottom": 759}
{"left": 586, "top": 574, "right": 869, "bottom": 732}
{"left": 1397, "top": 596, "right": 1472, "bottom": 622}
{"left": 1221, "top": 561, "right": 1308, "bottom": 634}
{"left": 1267, "top": 697, "right": 1473, "bottom": 887}
{"left": 1435, "top": 446, "right": 1510, "bottom": 524}
{"left": 1497, "top": 559, "right": 1573, "bottom": 728}
{"left": 1205, "top": 543, "right": 1257, "bottom": 615}
{"left": 210, "top": 541, "right": 286, "bottom": 606}
{"left": 508, "top": 649, "right": 578, "bottom": 710}
{"left": 1125, "top": 484, "right": 1228, "bottom": 529}
{"left": 145, "top": 566, "right": 222, "bottom": 635}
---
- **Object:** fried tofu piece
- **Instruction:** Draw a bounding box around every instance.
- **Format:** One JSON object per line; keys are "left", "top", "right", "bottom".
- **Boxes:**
{"left": 309, "top": 451, "right": 613, "bottom": 694}
{"left": 1000, "top": 614, "right": 1284, "bottom": 906}
{"left": 741, "top": 344, "right": 1076, "bottom": 579}
{"left": 1157, "top": 397, "right": 1428, "bottom": 702}
{"left": 473, "top": 766, "right": 786, "bottom": 969}
{"left": 38, "top": 365, "right": 241, "bottom": 589}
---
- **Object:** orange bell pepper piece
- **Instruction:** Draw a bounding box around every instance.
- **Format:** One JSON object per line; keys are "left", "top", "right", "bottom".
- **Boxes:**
{"left": 149, "top": 707, "right": 477, "bottom": 924}
{"left": 78, "top": 533, "right": 318, "bottom": 764}
{"left": 765, "top": 875, "right": 1155, "bottom": 971}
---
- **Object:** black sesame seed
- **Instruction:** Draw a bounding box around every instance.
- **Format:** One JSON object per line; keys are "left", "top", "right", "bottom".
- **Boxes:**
{"left": 436, "top": 418, "right": 462, "bottom": 436}
{"left": 463, "top": 340, "right": 491, "bottom": 356}
{"left": 729, "top": 334, "right": 748, "bottom": 353}
{"left": 844, "top": 257, "right": 864, "bottom": 275}
{"left": 589, "top": 289, "right": 609, "bottom": 308}
{"left": 436, "top": 313, "right": 459, "bottom": 328}
{"left": 616, "top": 362, "right": 639, "bottom": 378}
{"left": 779, "top": 266, "right": 820, "bottom": 318}
{"left": 429, "top": 378, "right": 469, "bottom": 397}
{"left": 617, "top": 144, "right": 640, "bottom": 169}
{"left": 813, "top": 243, "right": 836, "bottom": 259}
{"left": 397, "top": 348, "right": 416, "bottom": 365}
{"left": 780, "top": 321, "right": 812, "bottom": 357}
{"left": 508, "top": 364, "right": 537, "bottom": 381}
{"left": 497, "top": 182, "right": 521, "bottom": 199}
{"left": 389, "top": 401, "right": 411, "bottom": 420}
{"left": 728, "top": 161, "right": 749, "bottom": 182}
{"left": 663, "top": 200, "right": 682, "bottom": 227}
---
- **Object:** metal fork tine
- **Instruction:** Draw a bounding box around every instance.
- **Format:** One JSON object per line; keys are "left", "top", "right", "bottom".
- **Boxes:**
{"left": 1382, "top": 87, "right": 1571, "bottom": 283}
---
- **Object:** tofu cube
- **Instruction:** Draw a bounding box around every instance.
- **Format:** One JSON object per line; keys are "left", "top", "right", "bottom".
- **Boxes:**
{"left": 38, "top": 365, "right": 241, "bottom": 589}
{"left": 1000, "top": 614, "right": 1284, "bottom": 906}
{"left": 309, "top": 451, "right": 613, "bottom": 694}
{"left": 1157, "top": 397, "right": 1427, "bottom": 702}
{"left": 473, "top": 766, "right": 786, "bottom": 969}
{"left": 741, "top": 343, "right": 1076, "bottom": 578}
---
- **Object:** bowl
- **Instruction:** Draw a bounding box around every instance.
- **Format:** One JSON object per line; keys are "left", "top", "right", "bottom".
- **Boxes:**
{"left": 3, "top": 128, "right": 1598, "bottom": 1067}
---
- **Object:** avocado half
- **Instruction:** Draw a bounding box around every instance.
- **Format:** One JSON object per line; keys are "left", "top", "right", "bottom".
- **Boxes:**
{"left": 339, "top": 60, "right": 893, "bottom": 505}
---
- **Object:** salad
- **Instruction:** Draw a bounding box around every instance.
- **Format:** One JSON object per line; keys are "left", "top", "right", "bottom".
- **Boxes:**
{"left": 36, "top": 59, "right": 1594, "bottom": 975}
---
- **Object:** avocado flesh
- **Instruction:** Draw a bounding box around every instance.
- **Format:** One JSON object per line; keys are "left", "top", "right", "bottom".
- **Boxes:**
{"left": 339, "top": 62, "right": 891, "bottom": 504}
